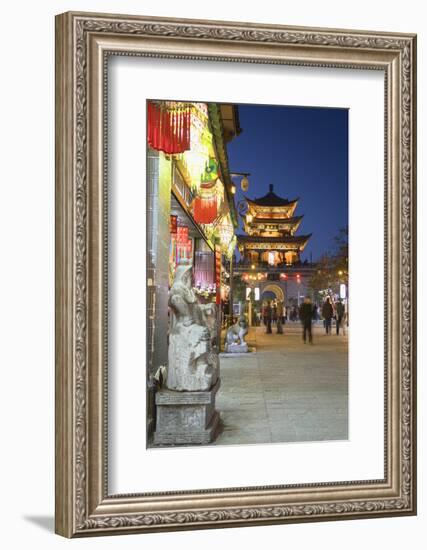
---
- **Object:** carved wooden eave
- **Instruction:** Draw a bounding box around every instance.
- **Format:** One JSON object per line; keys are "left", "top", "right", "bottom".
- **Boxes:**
{"left": 243, "top": 215, "right": 303, "bottom": 236}
{"left": 208, "top": 103, "right": 239, "bottom": 227}
{"left": 247, "top": 199, "right": 299, "bottom": 219}
{"left": 237, "top": 233, "right": 312, "bottom": 252}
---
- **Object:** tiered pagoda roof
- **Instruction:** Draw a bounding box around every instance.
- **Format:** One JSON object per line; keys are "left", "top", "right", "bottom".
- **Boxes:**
{"left": 245, "top": 185, "right": 298, "bottom": 216}
{"left": 237, "top": 184, "right": 311, "bottom": 263}
{"left": 246, "top": 188, "right": 299, "bottom": 207}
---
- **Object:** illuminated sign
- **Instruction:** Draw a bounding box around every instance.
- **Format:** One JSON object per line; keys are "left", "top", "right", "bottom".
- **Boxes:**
{"left": 176, "top": 226, "right": 189, "bottom": 244}
{"left": 170, "top": 215, "right": 177, "bottom": 234}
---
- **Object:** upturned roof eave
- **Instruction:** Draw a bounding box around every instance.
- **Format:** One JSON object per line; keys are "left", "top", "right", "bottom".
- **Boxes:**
{"left": 237, "top": 233, "right": 312, "bottom": 244}
{"left": 248, "top": 215, "right": 304, "bottom": 224}
{"left": 245, "top": 196, "right": 300, "bottom": 208}
{"left": 208, "top": 103, "right": 239, "bottom": 228}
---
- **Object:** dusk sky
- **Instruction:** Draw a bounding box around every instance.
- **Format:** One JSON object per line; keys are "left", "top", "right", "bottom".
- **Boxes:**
{"left": 227, "top": 104, "right": 348, "bottom": 261}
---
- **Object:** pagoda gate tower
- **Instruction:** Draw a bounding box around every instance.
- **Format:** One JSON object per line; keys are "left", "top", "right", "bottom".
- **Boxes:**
{"left": 235, "top": 184, "right": 314, "bottom": 308}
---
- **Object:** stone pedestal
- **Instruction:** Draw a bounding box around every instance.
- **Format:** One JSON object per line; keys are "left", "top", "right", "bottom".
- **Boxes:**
{"left": 224, "top": 342, "right": 248, "bottom": 353}
{"left": 153, "top": 379, "right": 220, "bottom": 445}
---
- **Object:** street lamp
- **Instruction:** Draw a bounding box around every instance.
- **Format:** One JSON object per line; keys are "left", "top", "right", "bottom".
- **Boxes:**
{"left": 241, "top": 175, "right": 249, "bottom": 191}
{"left": 246, "top": 285, "right": 254, "bottom": 326}
{"left": 230, "top": 171, "right": 251, "bottom": 192}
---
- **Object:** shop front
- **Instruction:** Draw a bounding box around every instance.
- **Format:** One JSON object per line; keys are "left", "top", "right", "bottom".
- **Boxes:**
{"left": 146, "top": 100, "right": 241, "bottom": 436}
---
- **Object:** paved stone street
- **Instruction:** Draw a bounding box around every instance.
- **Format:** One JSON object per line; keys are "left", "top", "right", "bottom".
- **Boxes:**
{"left": 215, "top": 323, "right": 348, "bottom": 446}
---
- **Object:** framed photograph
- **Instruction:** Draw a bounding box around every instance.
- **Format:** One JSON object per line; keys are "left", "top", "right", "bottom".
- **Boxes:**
{"left": 55, "top": 11, "right": 417, "bottom": 537}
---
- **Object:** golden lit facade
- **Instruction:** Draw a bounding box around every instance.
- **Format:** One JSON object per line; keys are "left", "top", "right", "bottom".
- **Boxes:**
{"left": 238, "top": 184, "right": 311, "bottom": 266}
{"left": 147, "top": 100, "right": 241, "bottom": 308}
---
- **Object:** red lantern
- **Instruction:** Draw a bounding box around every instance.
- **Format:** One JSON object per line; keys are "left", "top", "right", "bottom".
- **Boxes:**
{"left": 147, "top": 102, "right": 191, "bottom": 154}
{"left": 193, "top": 180, "right": 218, "bottom": 224}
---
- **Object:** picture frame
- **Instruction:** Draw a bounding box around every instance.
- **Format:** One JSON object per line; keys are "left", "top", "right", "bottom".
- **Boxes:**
{"left": 55, "top": 11, "right": 417, "bottom": 537}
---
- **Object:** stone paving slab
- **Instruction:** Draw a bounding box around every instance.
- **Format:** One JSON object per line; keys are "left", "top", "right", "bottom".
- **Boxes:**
{"left": 214, "top": 324, "right": 348, "bottom": 446}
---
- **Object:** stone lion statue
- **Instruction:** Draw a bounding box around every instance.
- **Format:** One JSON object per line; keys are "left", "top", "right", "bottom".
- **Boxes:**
{"left": 225, "top": 315, "right": 249, "bottom": 353}
{"left": 167, "top": 264, "right": 219, "bottom": 391}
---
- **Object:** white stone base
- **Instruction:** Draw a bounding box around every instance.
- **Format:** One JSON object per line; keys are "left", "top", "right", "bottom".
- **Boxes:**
{"left": 220, "top": 347, "right": 257, "bottom": 358}
{"left": 224, "top": 342, "right": 248, "bottom": 353}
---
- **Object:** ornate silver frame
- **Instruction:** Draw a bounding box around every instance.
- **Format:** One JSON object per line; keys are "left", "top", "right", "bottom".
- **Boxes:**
{"left": 55, "top": 11, "right": 417, "bottom": 537}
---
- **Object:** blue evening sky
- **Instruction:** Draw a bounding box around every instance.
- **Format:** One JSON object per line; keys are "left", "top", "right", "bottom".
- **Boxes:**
{"left": 226, "top": 104, "right": 348, "bottom": 261}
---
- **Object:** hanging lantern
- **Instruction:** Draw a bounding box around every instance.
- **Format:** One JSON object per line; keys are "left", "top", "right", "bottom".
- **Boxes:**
{"left": 193, "top": 159, "right": 220, "bottom": 225}
{"left": 147, "top": 101, "right": 191, "bottom": 155}
{"left": 179, "top": 107, "right": 212, "bottom": 190}
{"left": 193, "top": 180, "right": 218, "bottom": 224}
{"left": 216, "top": 213, "right": 235, "bottom": 258}
{"left": 241, "top": 175, "right": 249, "bottom": 192}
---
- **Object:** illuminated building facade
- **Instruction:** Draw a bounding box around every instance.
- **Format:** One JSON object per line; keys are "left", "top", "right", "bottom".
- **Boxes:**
{"left": 238, "top": 184, "right": 311, "bottom": 266}
{"left": 146, "top": 101, "right": 241, "bottom": 435}
{"left": 235, "top": 185, "right": 315, "bottom": 311}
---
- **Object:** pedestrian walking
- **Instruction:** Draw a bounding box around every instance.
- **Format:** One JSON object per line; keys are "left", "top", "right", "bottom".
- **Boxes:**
{"left": 335, "top": 299, "right": 345, "bottom": 335}
{"left": 276, "top": 300, "right": 284, "bottom": 334}
{"left": 265, "top": 301, "right": 273, "bottom": 334}
{"left": 322, "top": 296, "right": 334, "bottom": 335}
{"left": 312, "top": 304, "right": 318, "bottom": 321}
{"left": 272, "top": 303, "right": 277, "bottom": 326}
{"left": 291, "top": 305, "right": 297, "bottom": 322}
{"left": 299, "top": 297, "right": 313, "bottom": 343}
{"left": 342, "top": 302, "right": 348, "bottom": 335}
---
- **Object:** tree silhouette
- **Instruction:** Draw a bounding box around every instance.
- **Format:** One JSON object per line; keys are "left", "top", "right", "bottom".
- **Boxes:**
{"left": 309, "top": 226, "right": 348, "bottom": 299}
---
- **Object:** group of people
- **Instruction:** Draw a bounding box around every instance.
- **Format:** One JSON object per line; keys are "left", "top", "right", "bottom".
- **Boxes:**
{"left": 260, "top": 296, "right": 347, "bottom": 344}
{"left": 261, "top": 300, "right": 285, "bottom": 334}
{"left": 320, "top": 296, "right": 346, "bottom": 335}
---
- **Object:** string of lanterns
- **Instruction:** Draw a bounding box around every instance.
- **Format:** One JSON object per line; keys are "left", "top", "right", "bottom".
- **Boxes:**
{"left": 150, "top": 100, "right": 253, "bottom": 262}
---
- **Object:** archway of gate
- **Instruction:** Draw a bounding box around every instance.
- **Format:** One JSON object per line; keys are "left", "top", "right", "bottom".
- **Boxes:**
{"left": 261, "top": 283, "right": 285, "bottom": 302}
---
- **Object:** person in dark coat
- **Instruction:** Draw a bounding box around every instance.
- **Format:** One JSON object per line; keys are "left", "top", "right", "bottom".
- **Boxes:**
{"left": 335, "top": 299, "right": 345, "bottom": 335}
{"left": 322, "top": 296, "right": 334, "bottom": 334}
{"left": 264, "top": 301, "right": 273, "bottom": 334}
{"left": 276, "top": 301, "right": 284, "bottom": 334}
{"left": 262, "top": 303, "right": 268, "bottom": 327}
{"left": 299, "top": 297, "right": 314, "bottom": 343}
{"left": 312, "top": 304, "right": 318, "bottom": 321}
{"left": 291, "top": 306, "right": 297, "bottom": 322}
{"left": 272, "top": 304, "right": 277, "bottom": 326}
